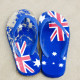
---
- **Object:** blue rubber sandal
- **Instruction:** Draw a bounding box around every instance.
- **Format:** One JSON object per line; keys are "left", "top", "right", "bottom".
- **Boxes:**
{"left": 39, "top": 11, "right": 70, "bottom": 77}
{"left": 6, "top": 9, "right": 41, "bottom": 76}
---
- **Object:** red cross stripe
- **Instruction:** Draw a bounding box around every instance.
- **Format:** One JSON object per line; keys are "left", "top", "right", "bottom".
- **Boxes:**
{"left": 14, "top": 41, "right": 34, "bottom": 73}
{"left": 48, "top": 11, "right": 69, "bottom": 41}
{"left": 16, "top": 41, "right": 26, "bottom": 56}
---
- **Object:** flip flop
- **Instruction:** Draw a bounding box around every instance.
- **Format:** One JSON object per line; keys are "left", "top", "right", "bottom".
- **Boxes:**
{"left": 6, "top": 9, "right": 41, "bottom": 76}
{"left": 39, "top": 11, "right": 70, "bottom": 77}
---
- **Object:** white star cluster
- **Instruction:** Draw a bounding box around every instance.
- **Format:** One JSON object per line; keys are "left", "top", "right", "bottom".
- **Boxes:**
{"left": 41, "top": 52, "right": 66, "bottom": 68}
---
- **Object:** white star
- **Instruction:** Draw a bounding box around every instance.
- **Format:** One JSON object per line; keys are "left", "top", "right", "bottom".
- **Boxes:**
{"left": 52, "top": 52, "right": 57, "bottom": 56}
{"left": 33, "top": 59, "right": 40, "bottom": 67}
{"left": 39, "top": 15, "right": 45, "bottom": 23}
{"left": 52, "top": 62, "right": 55, "bottom": 65}
{"left": 59, "top": 63, "right": 63, "bottom": 67}
{"left": 42, "top": 61, "right": 46, "bottom": 65}
{"left": 63, "top": 57, "right": 66, "bottom": 60}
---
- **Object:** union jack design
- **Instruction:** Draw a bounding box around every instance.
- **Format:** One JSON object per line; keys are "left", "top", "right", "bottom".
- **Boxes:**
{"left": 48, "top": 11, "right": 69, "bottom": 41}
{"left": 14, "top": 41, "right": 34, "bottom": 73}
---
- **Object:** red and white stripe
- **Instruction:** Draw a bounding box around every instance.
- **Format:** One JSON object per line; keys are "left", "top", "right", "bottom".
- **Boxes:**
{"left": 16, "top": 41, "right": 26, "bottom": 56}
{"left": 48, "top": 11, "right": 69, "bottom": 41}
{"left": 14, "top": 41, "right": 34, "bottom": 73}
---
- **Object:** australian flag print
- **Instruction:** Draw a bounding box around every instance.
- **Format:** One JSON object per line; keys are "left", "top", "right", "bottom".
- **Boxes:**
{"left": 6, "top": 9, "right": 41, "bottom": 76}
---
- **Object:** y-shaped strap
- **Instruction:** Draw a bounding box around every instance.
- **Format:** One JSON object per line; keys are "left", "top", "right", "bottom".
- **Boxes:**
{"left": 40, "top": 17, "right": 68, "bottom": 58}
{"left": 12, "top": 14, "right": 38, "bottom": 57}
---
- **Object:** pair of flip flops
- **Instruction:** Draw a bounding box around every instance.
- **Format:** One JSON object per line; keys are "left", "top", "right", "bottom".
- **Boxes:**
{"left": 6, "top": 9, "right": 70, "bottom": 77}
